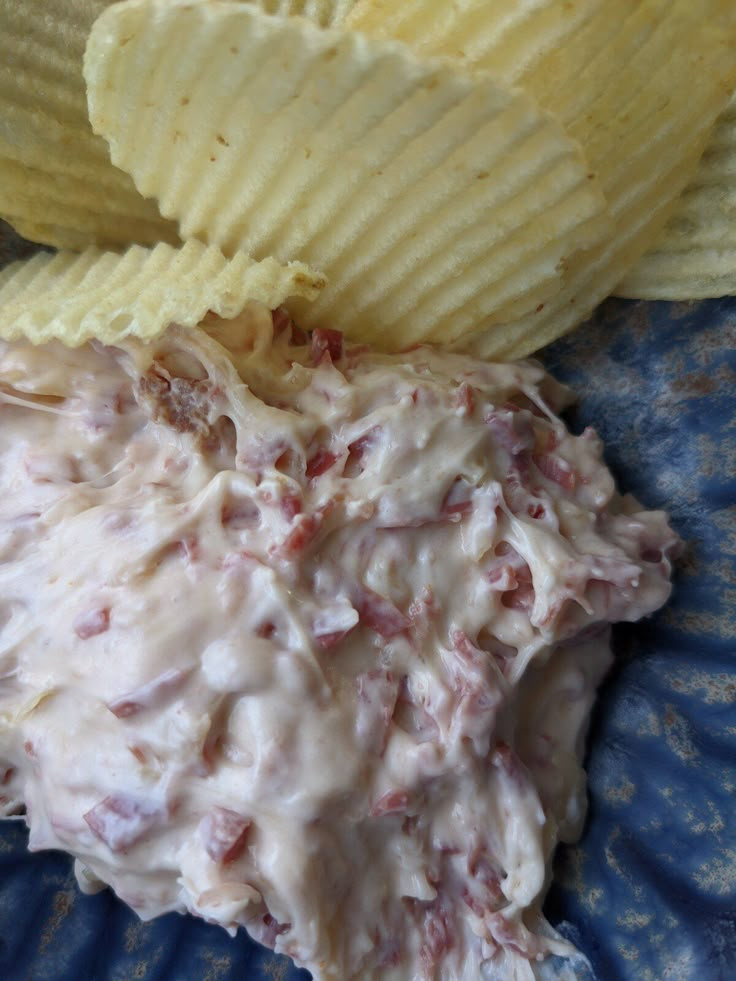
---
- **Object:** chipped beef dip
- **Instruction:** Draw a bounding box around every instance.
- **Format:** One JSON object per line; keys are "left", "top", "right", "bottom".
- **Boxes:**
{"left": 0, "top": 304, "right": 678, "bottom": 979}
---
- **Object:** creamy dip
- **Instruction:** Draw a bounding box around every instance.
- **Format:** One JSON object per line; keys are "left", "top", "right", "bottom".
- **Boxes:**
{"left": 0, "top": 304, "right": 678, "bottom": 979}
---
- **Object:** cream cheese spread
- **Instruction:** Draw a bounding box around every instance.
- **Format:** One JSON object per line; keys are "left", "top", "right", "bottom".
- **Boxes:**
{"left": 0, "top": 303, "right": 678, "bottom": 979}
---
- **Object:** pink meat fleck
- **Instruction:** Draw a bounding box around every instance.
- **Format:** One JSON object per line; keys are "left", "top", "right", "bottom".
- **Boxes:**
{"left": 485, "top": 408, "right": 534, "bottom": 456}
{"left": 272, "top": 306, "right": 303, "bottom": 341}
{"left": 107, "top": 668, "right": 190, "bottom": 719}
{"left": 486, "top": 564, "right": 518, "bottom": 591}
{"left": 305, "top": 447, "right": 338, "bottom": 480}
{"left": 73, "top": 607, "right": 110, "bottom": 640}
{"left": 371, "top": 789, "right": 409, "bottom": 817}
{"left": 420, "top": 903, "right": 453, "bottom": 970}
{"left": 355, "top": 670, "right": 399, "bottom": 755}
{"left": 312, "top": 604, "right": 358, "bottom": 650}
{"left": 491, "top": 742, "right": 531, "bottom": 792}
{"left": 311, "top": 328, "right": 344, "bottom": 365}
{"left": 501, "top": 579, "right": 535, "bottom": 613}
{"left": 454, "top": 382, "right": 475, "bottom": 414}
{"left": 279, "top": 512, "right": 321, "bottom": 556}
{"left": 446, "top": 631, "right": 504, "bottom": 752}
{"left": 441, "top": 478, "right": 474, "bottom": 519}
{"left": 279, "top": 491, "right": 303, "bottom": 522}
{"left": 84, "top": 794, "right": 166, "bottom": 852}
{"left": 261, "top": 913, "right": 291, "bottom": 947}
{"left": 355, "top": 587, "right": 409, "bottom": 639}
{"left": 200, "top": 806, "right": 251, "bottom": 864}
{"left": 534, "top": 452, "right": 577, "bottom": 492}
{"left": 464, "top": 848, "right": 506, "bottom": 916}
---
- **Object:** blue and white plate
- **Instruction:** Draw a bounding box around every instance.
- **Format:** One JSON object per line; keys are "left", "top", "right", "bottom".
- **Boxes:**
{"left": 0, "top": 224, "right": 734, "bottom": 980}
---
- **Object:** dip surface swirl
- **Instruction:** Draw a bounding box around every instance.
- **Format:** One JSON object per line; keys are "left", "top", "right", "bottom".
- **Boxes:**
{"left": 0, "top": 305, "right": 678, "bottom": 979}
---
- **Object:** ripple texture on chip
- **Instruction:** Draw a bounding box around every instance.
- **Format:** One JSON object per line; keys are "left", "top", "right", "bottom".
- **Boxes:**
{"left": 617, "top": 94, "right": 736, "bottom": 299}
{"left": 0, "top": 240, "right": 325, "bottom": 346}
{"left": 0, "top": 0, "right": 180, "bottom": 250}
{"left": 84, "top": 0, "right": 612, "bottom": 351}
{"left": 346, "top": 0, "right": 736, "bottom": 357}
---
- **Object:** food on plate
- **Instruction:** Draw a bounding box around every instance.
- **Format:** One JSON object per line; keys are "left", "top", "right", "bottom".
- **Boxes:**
{"left": 343, "top": 0, "right": 736, "bottom": 357}
{"left": 617, "top": 93, "right": 736, "bottom": 299}
{"left": 84, "top": 0, "right": 611, "bottom": 352}
{"left": 0, "top": 0, "right": 714, "bottom": 975}
{"left": 0, "top": 0, "right": 177, "bottom": 250}
{"left": 0, "top": 271, "right": 678, "bottom": 977}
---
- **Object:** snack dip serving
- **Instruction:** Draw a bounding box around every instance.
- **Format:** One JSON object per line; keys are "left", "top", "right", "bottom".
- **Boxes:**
{"left": 0, "top": 2, "right": 735, "bottom": 979}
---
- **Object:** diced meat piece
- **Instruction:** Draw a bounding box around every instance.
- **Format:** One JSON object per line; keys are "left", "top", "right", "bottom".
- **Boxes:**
{"left": 420, "top": 903, "right": 453, "bottom": 970}
{"left": 73, "top": 607, "right": 110, "bottom": 640}
{"left": 137, "top": 368, "right": 216, "bottom": 438}
{"left": 311, "top": 328, "right": 343, "bottom": 365}
{"left": 107, "top": 668, "right": 191, "bottom": 719}
{"left": 453, "top": 382, "right": 475, "bottom": 414}
{"left": 533, "top": 452, "right": 577, "bottom": 492}
{"left": 272, "top": 306, "right": 293, "bottom": 337}
{"left": 200, "top": 699, "right": 232, "bottom": 775}
{"left": 261, "top": 912, "right": 292, "bottom": 947}
{"left": 278, "top": 512, "right": 321, "bottom": 557}
{"left": 486, "top": 564, "right": 518, "bottom": 592}
{"left": 238, "top": 436, "right": 290, "bottom": 474}
{"left": 305, "top": 447, "right": 338, "bottom": 480}
{"left": 312, "top": 603, "right": 359, "bottom": 650}
{"left": 446, "top": 631, "right": 504, "bottom": 754}
{"left": 463, "top": 848, "right": 507, "bottom": 917}
{"left": 200, "top": 806, "right": 251, "bottom": 864}
{"left": 278, "top": 490, "right": 303, "bottom": 522}
{"left": 371, "top": 789, "right": 410, "bottom": 817}
{"left": 355, "top": 586, "right": 409, "bottom": 639}
{"left": 491, "top": 742, "right": 532, "bottom": 792}
{"left": 84, "top": 794, "right": 166, "bottom": 852}
{"left": 355, "top": 670, "right": 399, "bottom": 755}
{"left": 485, "top": 408, "right": 534, "bottom": 456}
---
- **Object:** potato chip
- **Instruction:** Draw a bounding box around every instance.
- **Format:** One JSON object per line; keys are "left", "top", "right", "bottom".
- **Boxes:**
{"left": 344, "top": 0, "right": 598, "bottom": 85}
{"left": 255, "top": 0, "right": 356, "bottom": 26}
{"left": 0, "top": 240, "right": 325, "bottom": 347}
{"left": 0, "top": 0, "right": 178, "bottom": 250}
{"left": 84, "top": 0, "right": 610, "bottom": 349}
{"left": 347, "top": 0, "right": 736, "bottom": 356}
{"left": 0, "top": 156, "right": 179, "bottom": 252}
{"left": 617, "top": 94, "right": 736, "bottom": 299}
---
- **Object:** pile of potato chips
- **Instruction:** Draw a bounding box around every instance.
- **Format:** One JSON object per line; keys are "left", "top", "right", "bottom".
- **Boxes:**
{"left": 1, "top": 0, "right": 735, "bottom": 358}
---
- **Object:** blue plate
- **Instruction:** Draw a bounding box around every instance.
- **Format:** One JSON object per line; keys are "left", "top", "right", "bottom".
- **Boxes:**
{"left": 0, "top": 223, "right": 734, "bottom": 980}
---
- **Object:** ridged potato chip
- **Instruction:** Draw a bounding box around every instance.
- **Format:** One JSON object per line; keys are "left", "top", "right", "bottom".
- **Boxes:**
{"left": 0, "top": 157, "right": 177, "bottom": 253}
{"left": 617, "top": 94, "right": 736, "bottom": 299}
{"left": 0, "top": 240, "right": 325, "bottom": 346}
{"left": 85, "top": 0, "right": 611, "bottom": 349}
{"left": 344, "top": 0, "right": 598, "bottom": 86}
{"left": 346, "top": 0, "right": 736, "bottom": 356}
{"left": 256, "top": 0, "right": 356, "bottom": 26}
{"left": 0, "top": 0, "right": 179, "bottom": 250}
